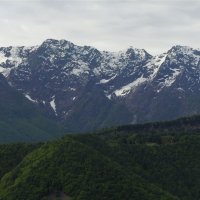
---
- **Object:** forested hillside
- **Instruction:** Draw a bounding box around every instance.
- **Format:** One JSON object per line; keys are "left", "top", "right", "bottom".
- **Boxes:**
{"left": 1, "top": 116, "right": 200, "bottom": 200}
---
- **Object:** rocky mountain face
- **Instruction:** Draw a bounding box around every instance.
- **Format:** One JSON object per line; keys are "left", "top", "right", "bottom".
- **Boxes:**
{"left": 0, "top": 39, "right": 200, "bottom": 132}
{"left": 0, "top": 73, "right": 65, "bottom": 143}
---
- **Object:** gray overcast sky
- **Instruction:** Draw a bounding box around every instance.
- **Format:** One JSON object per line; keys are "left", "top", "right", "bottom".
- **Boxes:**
{"left": 0, "top": 0, "right": 199, "bottom": 55}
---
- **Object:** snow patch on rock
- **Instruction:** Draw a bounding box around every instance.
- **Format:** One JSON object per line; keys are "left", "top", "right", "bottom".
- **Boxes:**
{"left": 99, "top": 75, "right": 117, "bottom": 84}
{"left": 164, "top": 68, "right": 181, "bottom": 87}
{"left": 114, "top": 76, "right": 147, "bottom": 97}
{"left": 25, "top": 94, "right": 37, "bottom": 103}
{"left": 0, "top": 67, "right": 12, "bottom": 77}
{"left": 0, "top": 52, "right": 7, "bottom": 64}
{"left": 50, "top": 97, "right": 57, "bottom": 115}
{"left": 10, "top": 47, "right": 23, "bottom": 67}
{"left": 70, "top": 60, "right": 90, "bottom": 76}
{"left": 146, "top": 53, "right": 167, "bottom": 80}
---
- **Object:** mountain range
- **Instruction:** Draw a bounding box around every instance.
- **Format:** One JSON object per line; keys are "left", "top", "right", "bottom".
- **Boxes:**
{"left": 1, "top": 39, "right": 200, "bottom": 132}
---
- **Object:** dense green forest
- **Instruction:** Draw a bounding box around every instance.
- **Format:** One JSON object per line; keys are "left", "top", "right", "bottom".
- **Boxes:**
{"left": 1, "top": 116, "right": 200, "bottom": 200}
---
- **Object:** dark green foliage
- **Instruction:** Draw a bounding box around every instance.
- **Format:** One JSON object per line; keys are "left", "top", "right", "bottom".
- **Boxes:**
{"left": 1, "top": 115, "right": 200, "bottom": 199}
{"left": 0, "top": 143, "right": 41, "bottom": 179}
{"left": 0, "top": 137, "right": 177, "bottom": 200}
{"left": 103, "top": 133, "right": 200, "bottom": 200}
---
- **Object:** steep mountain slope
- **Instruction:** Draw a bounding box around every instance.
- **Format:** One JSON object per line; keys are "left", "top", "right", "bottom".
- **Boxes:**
{"left": 0, "top": 39, "right": 200, "bottom": 131}
{"left": 0, "top": 74, "right": 65, "bottom": 143}
{"left": 124, "top": 46, "right": 200, "bottom": 123}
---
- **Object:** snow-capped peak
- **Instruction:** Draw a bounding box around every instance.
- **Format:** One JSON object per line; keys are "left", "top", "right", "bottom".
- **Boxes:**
{"left": 168, "top": 45, "right": 200, "bottom": 60}
{"left": 168, "top": 45, "right": 194, "bottom": 54}
{"left": 113, "top": 76, "right": 147, "bottom": 97}
{"left": 166, "top": 45, "right": 200, "bottom": 67}
{"left": 126, "top": 47, "right": 152, "bottom": 61}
